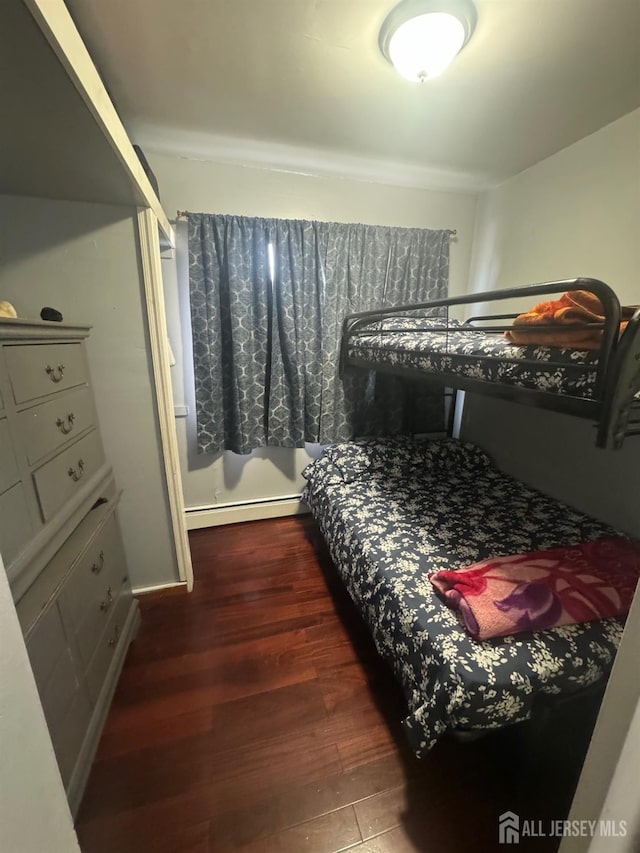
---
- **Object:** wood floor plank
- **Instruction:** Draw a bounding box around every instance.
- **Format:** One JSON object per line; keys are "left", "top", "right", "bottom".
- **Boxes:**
{"left": 125, "top": 613, "right": 329, "bottom": 662}
{"left": 77, "top": 737, "right": 343, "bottom": 849}
{"left": 104, "top": 661, "right": 320, "bottom": 733}
{"left": 81, "top": 685, "right": 336, "bottom": 821}
{"left": 353, "top": 786, "right": 408, "bottom": 841}
{"left": 115, "top": 627, "right": 311, "bottom": 696}
{"left": 96, "top": 706, "right": 221, "bottom": 762}
{"left": 235, "top": 805, "right": 361, "bottom": 853}
{"left": 337, "top": 723, "right": 399, "bottom": 772}
{"left": 352, "top": 825, "right": 423, "bottom": 853}
{"left": 209, "top": 755, "right": 410, "bottom": 851}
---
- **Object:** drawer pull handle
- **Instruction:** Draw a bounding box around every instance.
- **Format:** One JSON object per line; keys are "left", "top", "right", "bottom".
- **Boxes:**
{"left": 46, "top": 364, "right": 65, "bottom": 383}
{"left": 108, "top": 624, "right": 121, "bottom": 647}
{"left": 100, "top": 586, "right": 114, "bottom": 612}
{"left": 56, "top": 413, "right": 75, "bottom": 434}
{"left": 67, "top": 459, "right": 85, "bottom": 482}
{"left": 91, "top": 550, "right": 105, "bottom": 574}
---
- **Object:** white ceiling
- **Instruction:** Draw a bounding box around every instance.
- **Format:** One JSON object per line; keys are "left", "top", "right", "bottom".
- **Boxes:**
{"left": 64, "top": 0, "right": 640, "bottom": 190}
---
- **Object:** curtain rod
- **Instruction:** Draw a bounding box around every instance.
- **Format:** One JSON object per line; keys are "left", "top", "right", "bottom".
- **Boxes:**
{"left": 175, "top": 211, "right": 456, "bottom": 236}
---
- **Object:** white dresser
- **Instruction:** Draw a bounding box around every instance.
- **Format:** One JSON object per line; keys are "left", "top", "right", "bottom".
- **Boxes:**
{"left": 0, "top": 318, "right": 139, "bottom": 816}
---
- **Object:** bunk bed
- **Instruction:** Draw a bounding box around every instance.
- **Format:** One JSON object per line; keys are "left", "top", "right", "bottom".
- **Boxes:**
{"left": 339, "top": 278, "right": 640, "bottom": 449}
{"left": 302, "top": 437, "right": 631, "bottom": 756}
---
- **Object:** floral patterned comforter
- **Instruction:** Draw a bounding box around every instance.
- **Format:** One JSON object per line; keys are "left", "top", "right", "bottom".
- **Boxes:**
{"left": 347, "top": 317, "right": 600, "bottom": 398}
{"left": 302, "top": 438, "right": 624, "bottom": 756}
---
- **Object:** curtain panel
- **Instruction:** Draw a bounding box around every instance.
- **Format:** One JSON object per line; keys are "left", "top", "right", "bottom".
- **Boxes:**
{"left": 188, "top": 213, "right": 451, "bottom": 455}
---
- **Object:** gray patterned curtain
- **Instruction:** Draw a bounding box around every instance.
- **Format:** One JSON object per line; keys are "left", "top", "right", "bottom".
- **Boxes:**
{"left": 317, "top": 222, "right": 450, "bottom": 441}
{"left": 268, "top": 218, "right": 326, "bottom": 446}
{"left": 188, "top": 215, "right": 271, "bottom": 453}
{"left": 188, "top": 213, "right": 450, "bottom": 454}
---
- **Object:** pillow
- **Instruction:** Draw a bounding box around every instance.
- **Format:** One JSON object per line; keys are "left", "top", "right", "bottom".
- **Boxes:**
{"left": 322, "top": 442, "right": 372, "bottom": 483}
{"left": 352, "top": 436, "right": 429, "bottom": 476}
{"left": 310, "top": 438, "right": 416, "bottom": 485}
{"left": 337, "top": 437, "right": 492, "bottom": 480}
{"left": 301, "top": 455, "right": 343, "bottom": 486}
{"left": 305, "top": 438, "right": 493, "bottom": 486}
{"left": 422, "top": 439, "right": 493, "bottom": 478}
{"left": 321, "top": 437, "right": 432, "bottom": 482}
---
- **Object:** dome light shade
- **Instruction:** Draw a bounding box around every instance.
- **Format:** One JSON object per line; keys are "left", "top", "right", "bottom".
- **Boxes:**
{"left": 379, "top": 0, "right": 477, "bottom": 82}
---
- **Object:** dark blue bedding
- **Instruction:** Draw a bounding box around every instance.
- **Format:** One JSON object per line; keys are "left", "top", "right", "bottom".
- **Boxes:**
{"left": 302, "top": 438, "right": 624, "bottom": 756}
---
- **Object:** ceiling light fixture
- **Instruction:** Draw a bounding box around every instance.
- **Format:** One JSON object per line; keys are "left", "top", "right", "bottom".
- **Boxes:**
{"left": 379, "top": 0, "right": 477, "bottom": 83}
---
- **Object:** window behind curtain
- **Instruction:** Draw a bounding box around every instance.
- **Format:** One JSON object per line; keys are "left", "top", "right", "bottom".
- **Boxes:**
{"left": 187, "top": 213, "right": 452, "bottom": 455}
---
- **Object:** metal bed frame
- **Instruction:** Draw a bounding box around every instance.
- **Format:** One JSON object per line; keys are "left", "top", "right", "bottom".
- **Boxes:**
{"left": 339, "top": 278, "right": 640, "bottom": 449}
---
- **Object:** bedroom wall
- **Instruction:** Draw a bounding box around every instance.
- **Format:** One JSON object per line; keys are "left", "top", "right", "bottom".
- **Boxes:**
{"left": 461, "top": 108, "right": 640, "bottom": 539}
{"left": 149, "top": 152, "right": 479, "bottom": 511}
{"left": 0, "top": 195, "right": 178, "bottom": 588}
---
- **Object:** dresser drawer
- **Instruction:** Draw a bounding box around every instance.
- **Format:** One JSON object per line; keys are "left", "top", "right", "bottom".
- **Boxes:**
{"left": 37, "top": 644, "right": 81, "bottom": 727}
{"left": 25, "top": 601, "right": 68, "bottom": 688}
{"left": 26, "top": 608, "right": 82, "bottom": 778}
{"left": 51, "top": 687, "right": 93, "bottom": 789}
{"left": 86, "top": 584, "right": 133, "bottom": 705}
{"left": 0, "top": 482, "right": 34, "bottom": 566}
{"left": 18, "top": 387, "right": 97, "bottom": 466}
{"left": 33, "top": 429, "right": 105, "bottom": 522}
{"left": 5, "top": 343, "right": 88, "bottom": 404}
{"left": 59, "top": 515, "right": 129, "bottom": 668}
{"left": 0, "top": 417, "right": 20, "bottom": 494}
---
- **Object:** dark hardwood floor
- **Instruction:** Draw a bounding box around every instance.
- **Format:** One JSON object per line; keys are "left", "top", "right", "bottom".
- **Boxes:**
{"left": 75, "top": 516, "right": 578, "bottom": 853}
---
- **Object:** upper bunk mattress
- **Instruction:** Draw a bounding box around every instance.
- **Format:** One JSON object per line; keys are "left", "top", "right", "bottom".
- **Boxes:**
{"left": 347, "top": 317, "right": 601, "bottom": 398}
{"left": 302, "top": 438, "right": 625, "bottom": 756}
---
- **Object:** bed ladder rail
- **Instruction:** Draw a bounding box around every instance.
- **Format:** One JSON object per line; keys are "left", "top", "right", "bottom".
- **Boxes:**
{"left": 598, "top": 307, "right": 640, "bottom": 449}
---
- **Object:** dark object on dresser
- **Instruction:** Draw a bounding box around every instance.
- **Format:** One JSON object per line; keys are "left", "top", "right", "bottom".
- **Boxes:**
{"left": 40, "top": 306, "right": 63, "bottom": 322}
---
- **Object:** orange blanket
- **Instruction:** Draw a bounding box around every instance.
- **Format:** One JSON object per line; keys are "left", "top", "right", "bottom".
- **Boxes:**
{"left": 505, "top": 290, "right": 637, "bottom": 350}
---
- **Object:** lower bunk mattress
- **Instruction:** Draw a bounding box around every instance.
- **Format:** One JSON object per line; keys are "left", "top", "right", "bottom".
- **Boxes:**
{"left": 302, "top": 438, "right": 624, "bottom": 756}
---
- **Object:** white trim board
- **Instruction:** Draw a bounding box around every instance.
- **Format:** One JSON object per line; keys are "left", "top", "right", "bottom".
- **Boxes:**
{"left": 186, "top": 497, "right": 309, "bottom": 530}
{"left": 137, "top": 208, "right": 194, "bottom": 591}
{"left": 132, "top": 581, "right": 188, "bottom": 596}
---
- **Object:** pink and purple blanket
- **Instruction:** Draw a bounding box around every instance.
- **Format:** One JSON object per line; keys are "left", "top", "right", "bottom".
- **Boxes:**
{"left": 430, "top": 538, "right": 640, "bottom": 641}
